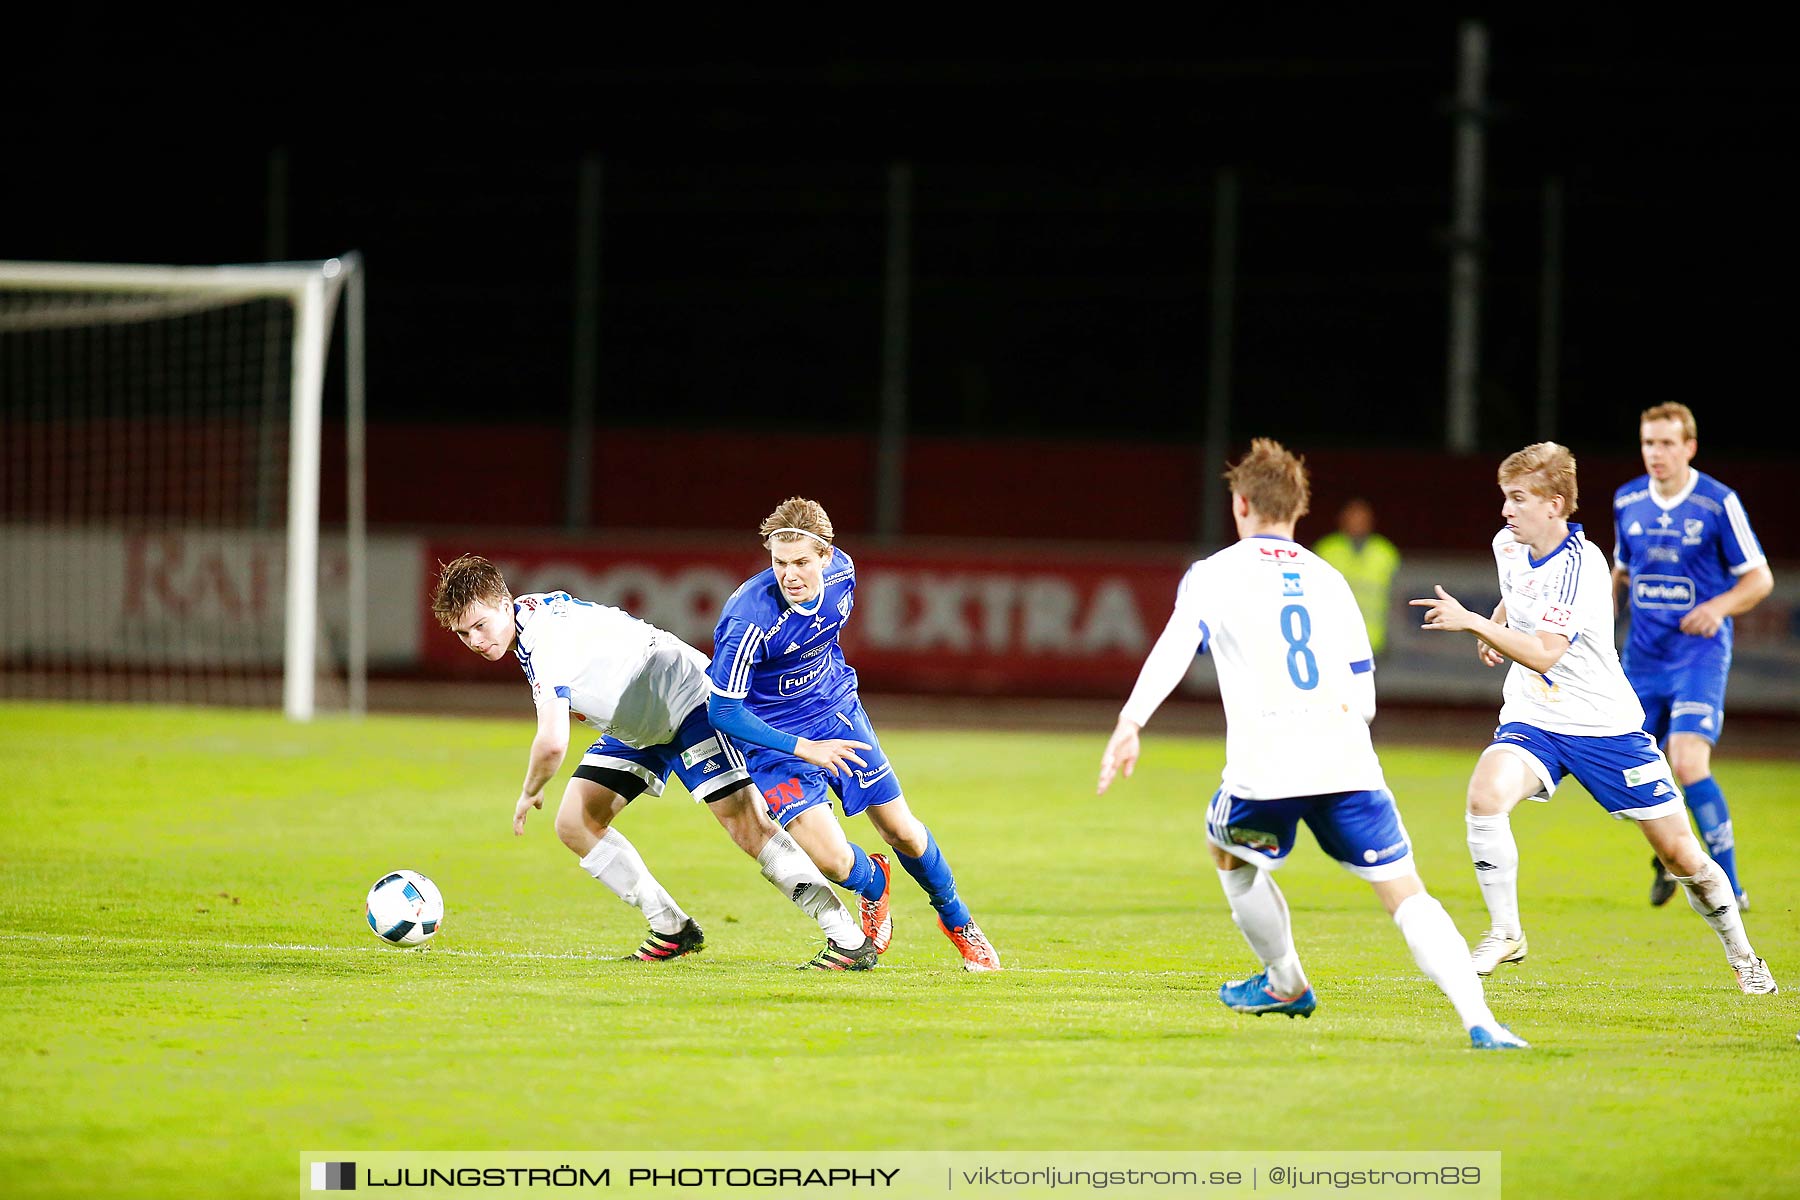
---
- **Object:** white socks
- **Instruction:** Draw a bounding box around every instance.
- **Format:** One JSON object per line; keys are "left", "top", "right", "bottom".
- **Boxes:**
{"left": 1673, "top": 859, "right": 1755, "bottom": 965}
{"left": 578, "top": 827, "right": 687, "bottom": 935}
{"left": 1218, "top": 866, "right": 1308, "bottom": 996}
{"left": 1393, "top": 892, "right": 1498, "bottom": 1031}
{"left": 756, "top": 828, "right": 865, "bottom": 948}
{"left": 1466, "top": 812, "right": 1522, "bottom": 937}
{"left": 1218, "top": 866, "right": 1504, "bottom": 1035}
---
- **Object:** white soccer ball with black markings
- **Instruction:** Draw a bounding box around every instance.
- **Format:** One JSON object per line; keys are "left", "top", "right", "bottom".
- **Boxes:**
{"left": 364, "top": 870, "right": 444, "bottom": 946}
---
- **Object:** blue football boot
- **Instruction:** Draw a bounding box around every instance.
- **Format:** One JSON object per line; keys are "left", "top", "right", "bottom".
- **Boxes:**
{"left": 1469, "top": 1024, "right": 1530, "bottom": 1050}
{"left": 1218, "top": 971, "right": 1317, "bottom": 1018}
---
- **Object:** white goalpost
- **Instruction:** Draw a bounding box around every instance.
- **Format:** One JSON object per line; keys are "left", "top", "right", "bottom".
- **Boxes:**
{"left": 0, "top": 256, "right": 367, "bottom": 720}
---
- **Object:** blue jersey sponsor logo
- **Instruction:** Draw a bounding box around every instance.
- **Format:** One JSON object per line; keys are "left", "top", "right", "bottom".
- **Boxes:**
{"left": 778, "top": 657, "right": 830, "bottom": 696}
{"left": 1633, "top": 576, "right": 1694, "bottom": 610}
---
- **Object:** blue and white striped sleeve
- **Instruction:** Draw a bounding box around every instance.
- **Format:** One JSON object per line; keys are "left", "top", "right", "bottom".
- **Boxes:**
{"left": 707, "top": 617, "right": 763, "bottom": 700}
{"left": 704, "top": 616, "right": 800, "bottom": 754}
{"left": 1721, "top": 491, "right": 1767, "bottom": 575}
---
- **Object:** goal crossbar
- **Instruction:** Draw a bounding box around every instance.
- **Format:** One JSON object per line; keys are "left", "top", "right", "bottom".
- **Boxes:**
{"left": 0, "top": 256, "right": 364, "bottom": 720}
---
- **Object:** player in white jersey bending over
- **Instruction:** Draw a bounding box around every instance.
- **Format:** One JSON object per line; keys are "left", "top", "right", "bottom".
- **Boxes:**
{"left": 1098, "top": 439, "right": 1526, "bottom": 1049}
{"left": 1411, "top": 442, "right": 1776, "bottom": 994}
{"left": 431, "top": 554, "right": 871, "bottom": 967}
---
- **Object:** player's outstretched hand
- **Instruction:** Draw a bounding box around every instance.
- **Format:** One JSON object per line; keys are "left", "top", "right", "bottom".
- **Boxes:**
{"left": 795, "top": 737, "right": 871, "bottom": 778}
{"left": 513, "top": 791, "right": 544, "bottom": 837}
{"left": 1410, "top": 585, "right": 1475, "bottom": 633}
{"left": 1097, "top": 718, "right": 1141, "bottom": 796}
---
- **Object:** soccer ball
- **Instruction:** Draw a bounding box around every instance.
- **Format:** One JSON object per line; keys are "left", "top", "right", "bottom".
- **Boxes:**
{"left": 365, "top": 870, "right": 444, "bottom": 946}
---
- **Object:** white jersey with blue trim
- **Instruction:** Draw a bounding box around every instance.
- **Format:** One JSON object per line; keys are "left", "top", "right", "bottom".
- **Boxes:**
{"left": 708, "top": 549, "right": 860, "bottom": 730}
{"left": 1612, "top": 469, "right": 1765, "bottom": 672}
{"left": 1490, "top": 525, "right": 1645, "bottom": 736}
{"left": 512, "top": 591, "right": 710, "bottom": 748}
{"left": 1145, "top": 536, "right": 1385, "bottom": 800}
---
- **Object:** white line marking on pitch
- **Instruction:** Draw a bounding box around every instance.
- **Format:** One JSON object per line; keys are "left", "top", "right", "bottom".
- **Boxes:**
{"left": 0, "top": 930, "right": 1205, "bottom": 975}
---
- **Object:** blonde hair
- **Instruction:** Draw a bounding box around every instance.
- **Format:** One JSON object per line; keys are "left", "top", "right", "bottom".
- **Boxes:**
{"left": 1640, "top": 402, "right": 1697, "bottom": 442}
{"left": 431, "top": 554, "right": 509, "bottom": 629}
{"left": 1497, "top": 442, "right": 1579, "bottom": 517}
{"left": 1224, "top": 438, "right": 1310, "bottom": 524}
{"left": 759, "top": 496, "right": 835, "bottom": 548}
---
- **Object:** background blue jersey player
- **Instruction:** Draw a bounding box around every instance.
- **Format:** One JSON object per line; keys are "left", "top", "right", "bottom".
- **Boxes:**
{"left": 706, "top": 496, "right": 1001, "bottom": 972}
{"left": 1612, "top": 402, "right": 1773, "bottom": 910}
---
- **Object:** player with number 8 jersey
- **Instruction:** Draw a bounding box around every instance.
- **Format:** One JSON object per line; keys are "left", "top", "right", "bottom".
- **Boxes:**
{"left": 1161, "top": 526, "right": 1385, "bottom": 800}
{"left": 1098, "top": 439, "right": 1522, "bottom": 1047}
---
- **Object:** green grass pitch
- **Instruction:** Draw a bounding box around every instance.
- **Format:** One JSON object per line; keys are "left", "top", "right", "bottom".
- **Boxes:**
{"left": 2, "top": 701, "right": 1796, "bottom": 1199}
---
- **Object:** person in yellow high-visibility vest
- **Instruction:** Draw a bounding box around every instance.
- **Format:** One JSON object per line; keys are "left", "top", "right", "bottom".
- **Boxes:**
{"left": 1313, "top": 498, "right": 1401, "bottom": 656}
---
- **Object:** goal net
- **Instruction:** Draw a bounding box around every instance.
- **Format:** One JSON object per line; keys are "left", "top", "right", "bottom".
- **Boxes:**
{"left": 0, "top": 258, "right": 365, "bottom": 719}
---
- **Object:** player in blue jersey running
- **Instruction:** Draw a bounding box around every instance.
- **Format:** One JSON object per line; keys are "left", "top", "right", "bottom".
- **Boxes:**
{"left": 1414, "top": 442, "right": 1774, "bottom": 995}
{"left": 706, "top": 497, "right": 1001, "bottom": 972}
{"left": 1612, "top": 403, "right": 1773, "bottom": 911}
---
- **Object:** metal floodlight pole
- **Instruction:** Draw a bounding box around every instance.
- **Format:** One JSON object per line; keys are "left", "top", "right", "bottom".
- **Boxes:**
{"left": 1200, "top": 168, "right": 1239, "bottom": 551}
{"left": 1537, "top": 176, "right": 1565, "bottom": 441}
{"left": 875, "top": 161, "right": 913, "bottom": 540}
{"left": 1445, "top": 20, "right": 1489, "bottom": 454}
{"left": 567, "top": 154, "right": 603, "bottom": 531}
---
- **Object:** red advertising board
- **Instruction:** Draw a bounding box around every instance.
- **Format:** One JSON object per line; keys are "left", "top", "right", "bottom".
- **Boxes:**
{"left": 421, "top": 538, "right": 1194, "bottom": 698}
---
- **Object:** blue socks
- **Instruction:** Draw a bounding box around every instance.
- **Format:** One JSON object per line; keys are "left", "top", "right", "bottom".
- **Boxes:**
{"left": 897, "top": 828, "right": 971, "bottom": 929}
{"left": 839, "top": 842, "right": 886, "bottom": 903}
{"left": 1684, "top": 776, "right": 1741, "bottom": 896}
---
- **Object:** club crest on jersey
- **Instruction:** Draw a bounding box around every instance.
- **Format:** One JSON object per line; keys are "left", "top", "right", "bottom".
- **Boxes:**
{"left": 1685, "top": 519, "right": 1703, "bottom": 538}
{"left": 1627, "top": 520, "right": 1643, "bottom": 535}
{"left": 1281, "top": 571, "right": 1303, "bottom": 597}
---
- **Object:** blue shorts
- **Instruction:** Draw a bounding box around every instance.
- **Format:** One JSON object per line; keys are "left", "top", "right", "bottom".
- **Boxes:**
{"left": 570, "top": 703, "right": 753, "bottom": 805}
{"left": 741, "top": 699, "right": 904, "bottom": 827}
{"left": 1627, "top": 664, "right": 1729, "bottom": 746}
{"left": 1205, "top": 788, "right": 1415, "bottom": 882}
{"left": 1483, "top": 722, "right": 1684, "bottom": 821}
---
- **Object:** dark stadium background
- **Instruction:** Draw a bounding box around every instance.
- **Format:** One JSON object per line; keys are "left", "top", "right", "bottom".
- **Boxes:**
{"left": 4, "top": 17, "right": 1792, "bottom": 556}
